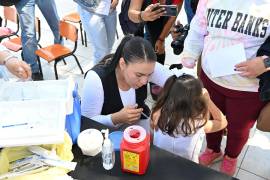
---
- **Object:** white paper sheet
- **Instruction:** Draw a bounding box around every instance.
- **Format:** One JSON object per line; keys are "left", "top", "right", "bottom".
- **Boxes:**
{"left": 206, "top": 43, "right": 246, "bottom": 78}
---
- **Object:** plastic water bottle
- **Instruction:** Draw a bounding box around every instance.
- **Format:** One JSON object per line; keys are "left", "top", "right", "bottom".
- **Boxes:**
{"left": 101, "top": 129, "right": 115, "bottom": 170}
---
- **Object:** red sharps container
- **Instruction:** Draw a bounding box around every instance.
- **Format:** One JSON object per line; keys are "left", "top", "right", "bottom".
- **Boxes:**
{"left": 120, "top": 125, "right": 150, "bottom": 175}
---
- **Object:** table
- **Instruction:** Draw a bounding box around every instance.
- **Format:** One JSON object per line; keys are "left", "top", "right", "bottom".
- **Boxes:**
{"left": 70, "top": 117, "right": 238, "bottom": 180}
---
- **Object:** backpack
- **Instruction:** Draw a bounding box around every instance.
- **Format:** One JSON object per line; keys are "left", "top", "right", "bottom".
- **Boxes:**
{"left": 118, "top": 0, "right": 144, "bottom": 35}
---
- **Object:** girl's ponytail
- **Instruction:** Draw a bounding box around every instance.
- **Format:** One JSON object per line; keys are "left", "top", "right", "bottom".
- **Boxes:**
{"left": 151, "top": 75, "right": 177, "bottom": 129}
{"left": 158, "top": 75, "right": 177, "bottom": 104}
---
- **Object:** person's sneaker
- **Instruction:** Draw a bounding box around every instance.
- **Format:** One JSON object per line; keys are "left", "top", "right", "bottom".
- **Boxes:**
{"left": 199, "top": 148, "right": 223, "bottom": 166}
{"left": 220, "top": 155, "right": 237, "bottom": 176}
{"left": 31, "top": 72, "right": 43, "bottom": 81}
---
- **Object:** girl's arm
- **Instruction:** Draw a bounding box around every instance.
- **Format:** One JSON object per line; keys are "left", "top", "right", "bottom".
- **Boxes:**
{"left": 203, "top": 89, "right": 228, "bottom": 133}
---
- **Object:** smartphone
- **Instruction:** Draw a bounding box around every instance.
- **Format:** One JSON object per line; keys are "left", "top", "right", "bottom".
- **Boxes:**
{"left": 159, "top": 5, "right": 178, "bottom": 17}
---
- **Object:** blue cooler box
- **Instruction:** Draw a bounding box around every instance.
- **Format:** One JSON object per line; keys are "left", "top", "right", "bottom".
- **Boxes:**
{"left": 65, "top": 83, "right": 81, "bottom": 144}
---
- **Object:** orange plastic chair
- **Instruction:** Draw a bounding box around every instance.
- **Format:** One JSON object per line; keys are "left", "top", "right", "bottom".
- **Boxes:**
{"left": 2, "top": 17, "right": 41, "bottom": 54}
{"left": 35, "top": 20, "right": 84, "bottom": 79}
{"left": 62, "top": 12, "right": 87, "bottom": 47}
{"left": 0, "top": 7, "right": 19, "bottom": 42}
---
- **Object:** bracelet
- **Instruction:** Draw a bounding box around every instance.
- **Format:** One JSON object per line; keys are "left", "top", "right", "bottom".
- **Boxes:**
{"left": 139, "top": 11, "right": 145, "bottom": 23}
{"left": 2, "top": 54, "right": 17, "bottom": 66}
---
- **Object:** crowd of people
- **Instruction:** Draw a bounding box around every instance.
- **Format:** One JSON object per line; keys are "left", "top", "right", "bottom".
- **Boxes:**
{"left": 0, "top": 0, "right": 270, "bottom": 177}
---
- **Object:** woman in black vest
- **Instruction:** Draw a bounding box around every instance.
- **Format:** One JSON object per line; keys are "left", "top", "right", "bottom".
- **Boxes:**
{"left": 81, "top": 36, "right": 179, "bottom": 129}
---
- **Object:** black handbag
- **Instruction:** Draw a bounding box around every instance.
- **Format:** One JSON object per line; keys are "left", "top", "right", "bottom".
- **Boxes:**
{"left": 0, "top": 0, "right": 20, "bottom": 6}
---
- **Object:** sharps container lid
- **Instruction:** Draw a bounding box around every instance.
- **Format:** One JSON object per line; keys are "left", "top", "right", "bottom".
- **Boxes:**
{"left": 123, "top": 125, "right": 146, "bottom": 144}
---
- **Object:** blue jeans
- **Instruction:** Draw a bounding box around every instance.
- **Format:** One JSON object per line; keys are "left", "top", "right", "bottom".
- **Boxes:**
{"left": 78, "top": 6, "right": 116, "bottom": 64}
{"left": 15, "top": 0, "right": 60, "bottom": 73}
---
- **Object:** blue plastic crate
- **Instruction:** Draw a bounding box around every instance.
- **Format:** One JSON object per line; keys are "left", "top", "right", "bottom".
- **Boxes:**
{"left": 65, "top": 83, "right": 81, "bottom": 144}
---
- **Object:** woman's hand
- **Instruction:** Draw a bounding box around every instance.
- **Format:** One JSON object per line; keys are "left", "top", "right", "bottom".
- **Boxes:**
{"left": 5, "top": 58, "right": 31, "bottom": 79}
{"left": 235, "top": 56, "right": 268, "bottom": 78}
{"left": 155, "top": 39, "right": 165, "bottom": 54}
{"left": 150, "top": 109, "right": 161, "bottom": 130}
{"left": 112, "top": 105, "right": 143, "bottom": 125}
{"left": 141, "top": 3, "right": 165, "bottom": 22}
{"left": 110, "top": 0, "right": 118, "bottom": 10}
{"left": 181, "top": 57, "right": 196, "bottom": 68}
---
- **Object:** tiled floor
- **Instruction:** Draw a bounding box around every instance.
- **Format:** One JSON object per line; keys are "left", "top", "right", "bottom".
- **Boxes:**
{"left": 2, "top": 1, "right": 270, "bottom": 179}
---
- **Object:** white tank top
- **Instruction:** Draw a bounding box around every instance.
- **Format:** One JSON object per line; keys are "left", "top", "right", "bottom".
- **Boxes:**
{"left": 153, "top": 125, "right": 205, "bottom": 163}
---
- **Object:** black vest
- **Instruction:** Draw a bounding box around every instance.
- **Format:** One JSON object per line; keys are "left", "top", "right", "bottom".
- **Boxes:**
{"left": 91, "top": 65, "right": 150, "bottom": 118}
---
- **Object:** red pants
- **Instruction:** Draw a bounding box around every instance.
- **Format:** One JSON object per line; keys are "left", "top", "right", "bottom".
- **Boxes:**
{"left": 200, "top": 70, "right": 265, "bottom": 158}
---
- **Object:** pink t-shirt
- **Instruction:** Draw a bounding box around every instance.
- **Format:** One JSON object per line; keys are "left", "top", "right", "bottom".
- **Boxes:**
{"left": 182, "top": 0, "right": 270, "bottom": 92}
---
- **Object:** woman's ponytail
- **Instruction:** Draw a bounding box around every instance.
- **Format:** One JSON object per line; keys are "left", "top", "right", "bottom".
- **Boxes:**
{"left": 106, "top": 35, "right": 133, "bottom": 72}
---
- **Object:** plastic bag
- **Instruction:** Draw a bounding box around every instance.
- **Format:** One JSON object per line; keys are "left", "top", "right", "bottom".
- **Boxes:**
{"left": 0, "top": 132, "right": 74, "bottom": 180}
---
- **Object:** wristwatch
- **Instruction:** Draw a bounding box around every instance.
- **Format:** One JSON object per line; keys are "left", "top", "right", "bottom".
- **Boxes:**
{"left": 263, "top": 57, "right": 270, "bottom": 68}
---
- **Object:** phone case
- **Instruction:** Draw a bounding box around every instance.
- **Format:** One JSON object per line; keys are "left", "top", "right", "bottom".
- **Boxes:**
{"left": 160, "top": 5, "right": 177, "bottom": 17}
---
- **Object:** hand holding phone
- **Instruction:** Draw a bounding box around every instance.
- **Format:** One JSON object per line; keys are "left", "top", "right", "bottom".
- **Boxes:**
{"left": 142, "top": 3, "right": 165, "bottom": 22}
{"left": 159, "top": 5, "right": 178, "bottom": 17}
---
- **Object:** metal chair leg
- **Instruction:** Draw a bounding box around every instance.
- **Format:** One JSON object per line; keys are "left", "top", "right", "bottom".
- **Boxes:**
{"left": 72, "top": 54, "right": 84, "bottom": 74}
{"left": 21, "top": 51, "right": 24, "bottom": 61}
{"left": 79, "top": 21, "right": 84, "bottom": 46}
{"left": 37, "top": 56, "right": 43, "bottom": 77}
{"left": 54, "top": 60, "right": 59, "bottom": 80}
{"left": 84, "top": 31, "right": 87, "bottom": 47}
{"left": 63, "top": 58, "right": 67, "bottom": 65}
